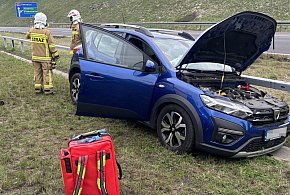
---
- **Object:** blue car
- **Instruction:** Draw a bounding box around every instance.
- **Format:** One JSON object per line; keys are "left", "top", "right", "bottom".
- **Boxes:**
{"left": 69, "top": 12, "right": 290, "bottom": 157}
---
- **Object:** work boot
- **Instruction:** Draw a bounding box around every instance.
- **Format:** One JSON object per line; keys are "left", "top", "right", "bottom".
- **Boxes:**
{"left": 43, "top": 88, "right": 54, "bottom": 95}
{"left": 43, "top": 83, "right": 54, "bottom": 95}
{"left": 34, "top": 84, "right": 42, "bottom": 94}
{"left": 35, "top": 89, "right": 42, "bottom": 94}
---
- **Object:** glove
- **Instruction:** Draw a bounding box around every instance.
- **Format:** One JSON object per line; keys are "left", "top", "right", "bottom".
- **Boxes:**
{"left": 51, "top": 61, "right": 57, "bottom": 69}
{"left": 53, "top": 55, "right": 60, "bottom": 61}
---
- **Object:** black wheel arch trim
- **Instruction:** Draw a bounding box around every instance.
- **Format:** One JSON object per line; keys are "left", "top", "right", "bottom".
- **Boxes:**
{"left": 150, "top": 94, "right": 203, "bottom": 146}
{"left": 69, "top": 61, "right": 80, "bottom": 80}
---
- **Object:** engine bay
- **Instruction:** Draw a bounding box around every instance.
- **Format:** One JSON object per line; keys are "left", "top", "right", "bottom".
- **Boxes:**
{"left": 178, "top": 70, "right": 289, "bottom": 125}
{"left": 179, "top": 71, "right": 263, "bottom": 100}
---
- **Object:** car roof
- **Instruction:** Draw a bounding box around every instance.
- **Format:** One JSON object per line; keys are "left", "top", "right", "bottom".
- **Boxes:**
{"left": 105, "top": 27, "right": 194, "bottom": 41}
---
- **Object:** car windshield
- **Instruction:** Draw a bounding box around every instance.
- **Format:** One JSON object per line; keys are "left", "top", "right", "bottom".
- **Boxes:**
{"left": 181, "top": 62, "right": 234, "bottom": 72}
{"left": 153, "top": 38, "right": 194, "bottom": 67}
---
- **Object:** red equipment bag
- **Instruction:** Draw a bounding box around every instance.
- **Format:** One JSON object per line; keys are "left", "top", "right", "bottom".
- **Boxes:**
{"left": 61, "top": 129, "right": 122, "bottom": 195}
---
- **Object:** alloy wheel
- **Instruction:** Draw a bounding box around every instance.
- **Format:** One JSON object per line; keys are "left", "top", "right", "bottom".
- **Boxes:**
{"left": 160, "top": 111, "right": 187, "bottom": 148}
{"left": 71, "top": 77, "right": 80, "bottom": 102}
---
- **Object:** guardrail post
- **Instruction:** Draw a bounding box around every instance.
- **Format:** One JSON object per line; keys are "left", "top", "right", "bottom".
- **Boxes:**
{"left": 11, "top": 40, "right": 15, "bottom": 48}
{"left": 4, "top": 38, "right": 7, "bottom": 48}
{"left": 20, "top": 41, "right": 24, "bottom": 53}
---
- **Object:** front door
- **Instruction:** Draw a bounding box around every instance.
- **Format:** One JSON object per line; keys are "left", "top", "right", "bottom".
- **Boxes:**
{"left": 76, "top": 24, "right": 159, "bottom": 120}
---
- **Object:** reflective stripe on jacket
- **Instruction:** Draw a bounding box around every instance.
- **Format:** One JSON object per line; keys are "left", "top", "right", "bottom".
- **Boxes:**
{"left": 26, "top": 28, "right": 59, "bottom": 62}
{"left": 70, "top": 23, "right": 82, "bottom": 50}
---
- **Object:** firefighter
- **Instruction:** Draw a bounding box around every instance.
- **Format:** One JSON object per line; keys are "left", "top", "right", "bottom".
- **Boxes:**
{"left": 67, "top": 9, "right": 82, "bottom": 54}
{"left": 26, "top": 12, "right": 59, "bottom": 94}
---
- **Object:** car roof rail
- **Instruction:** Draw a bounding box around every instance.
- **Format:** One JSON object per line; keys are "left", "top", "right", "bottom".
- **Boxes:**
{"left": 148, "top": 28, "right": 195, "bottom": 41}
{"left": 100, "top": 23, "right": 154, "bottom": 37}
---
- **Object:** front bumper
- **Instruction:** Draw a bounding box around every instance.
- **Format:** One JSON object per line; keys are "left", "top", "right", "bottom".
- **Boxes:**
{"left": 232, "top": 136, "right": 287, "bottom": 158}
{"left": 198, "top": 114, "right": 290, "bottom": 158}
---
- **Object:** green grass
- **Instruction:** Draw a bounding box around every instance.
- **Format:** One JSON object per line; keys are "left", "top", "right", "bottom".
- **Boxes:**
{"left": 245, "top": 54, "right": 290, "bottom": 82}
{"left": 0, "top": 1, "right": 290, "bottom": 26}
{"left": 0, "top": 47, "right": 290, "bottom": 193}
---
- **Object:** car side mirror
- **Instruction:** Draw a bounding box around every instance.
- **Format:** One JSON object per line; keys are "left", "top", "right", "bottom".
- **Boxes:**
{"left": 144, "top": 60, "right": 156, "bottom": 72}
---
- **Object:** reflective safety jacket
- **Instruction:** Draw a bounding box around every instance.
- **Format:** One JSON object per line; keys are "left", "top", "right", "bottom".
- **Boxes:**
{"left": 26, "top": 28, "right": 59, "bottom": 62}
{"left": 70, "top": 23, "right": 82, "bottom": 51}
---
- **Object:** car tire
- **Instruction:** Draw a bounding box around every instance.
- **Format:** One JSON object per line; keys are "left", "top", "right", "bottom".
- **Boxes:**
{"left": 70, "top": 73, "right": 80, "bottom": 104}
{"left": 157, "top": 104, "right": 195, "bottom": 153}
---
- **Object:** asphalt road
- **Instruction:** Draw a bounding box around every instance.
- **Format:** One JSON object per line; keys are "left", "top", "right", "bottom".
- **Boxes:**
{"left": 0, "top": 27, "right": 289, "bottom": 55}
{"left": 0, "top": 27, "right": 71, "bottom": 37}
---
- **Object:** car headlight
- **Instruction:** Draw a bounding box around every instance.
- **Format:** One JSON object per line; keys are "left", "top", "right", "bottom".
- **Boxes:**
{"left": 200, "top": 95, "right": 253, "bottom": 119}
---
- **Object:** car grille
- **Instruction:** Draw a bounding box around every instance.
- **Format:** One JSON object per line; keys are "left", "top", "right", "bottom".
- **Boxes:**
{"left": 241, "top": 137, "right": 286, "bottom": 153}
{"left": 247, "top": 106, "right": 289, "bottom": 126}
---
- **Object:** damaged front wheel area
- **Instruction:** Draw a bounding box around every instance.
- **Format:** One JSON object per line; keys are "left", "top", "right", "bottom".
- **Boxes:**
{"left": 157, "top": 104, "right": 195, "bottom": 153}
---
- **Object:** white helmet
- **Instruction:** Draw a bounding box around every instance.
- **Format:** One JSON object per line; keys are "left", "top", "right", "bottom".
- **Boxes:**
{"left": 34, "top": 12, "right": 47, "bottom": 25}
{"left": 34, "top": 12, "right": 47, "bottom": 29}
{"left": 67, "top": 9, "right": 81, "bottom": 23}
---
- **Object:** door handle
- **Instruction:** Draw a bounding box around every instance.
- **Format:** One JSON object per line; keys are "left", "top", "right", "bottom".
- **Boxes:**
{"left": 85, "top": 73, "right": 104, "bottom": 80}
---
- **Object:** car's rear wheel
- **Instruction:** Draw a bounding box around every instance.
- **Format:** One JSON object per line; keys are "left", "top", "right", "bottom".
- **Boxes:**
{"left": 157, "top": 104, "right": 195, "bottom": 153}
{"left": 70, "top": 73, "right": 80, "bottom": 104}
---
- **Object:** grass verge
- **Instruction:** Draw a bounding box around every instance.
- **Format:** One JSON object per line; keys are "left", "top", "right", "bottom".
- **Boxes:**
{"left": 1, "top": 1, "right": 290, "bottom": 25}
{"left": 0, "top": 49, "right": 290, "bottom": 194}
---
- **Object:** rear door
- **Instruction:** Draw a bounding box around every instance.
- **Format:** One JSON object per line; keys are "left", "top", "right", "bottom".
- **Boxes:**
{"left": 76, "top": 24, "right": 159, "bottom": 120}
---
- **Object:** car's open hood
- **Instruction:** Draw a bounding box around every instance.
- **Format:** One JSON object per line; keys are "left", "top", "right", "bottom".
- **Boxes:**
{"left": 176, "top": 12, "right": 277, "bottom": 72}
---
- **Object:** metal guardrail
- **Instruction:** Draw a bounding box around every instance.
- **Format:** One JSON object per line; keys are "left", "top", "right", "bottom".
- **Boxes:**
{"left": 0, "top": 35, "right": 289, "bottom": 92}
{"left": 241, "top": 75, "right": 290, "bottom": 92}
{"left": 0, "top": 35, "right": 70, "bottom": 52}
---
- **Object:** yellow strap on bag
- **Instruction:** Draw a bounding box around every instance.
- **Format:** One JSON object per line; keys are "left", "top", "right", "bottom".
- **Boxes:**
{"left": 73, "top": 156, "right": 88, "bottom": 195}
{"left": 97, "top": 151, "right": 108, "bottom": 195}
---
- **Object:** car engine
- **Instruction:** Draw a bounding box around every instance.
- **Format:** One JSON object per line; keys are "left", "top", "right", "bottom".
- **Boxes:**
{"left": 179, "top": 71, "right": 289, "bottom": 126}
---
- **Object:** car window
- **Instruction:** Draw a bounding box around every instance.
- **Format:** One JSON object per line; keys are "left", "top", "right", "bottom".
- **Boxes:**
{"left": 127, "top": 36, "right": 161, "bottom": 66}
{"left": 82, "top": 26, "right": 144, "bottom": 70}
{"left": 95, "top": 34, "right": 119, "bottom": 58}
